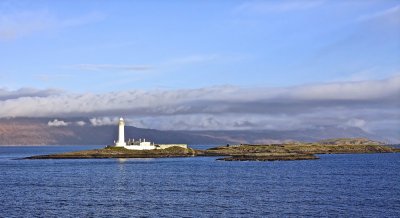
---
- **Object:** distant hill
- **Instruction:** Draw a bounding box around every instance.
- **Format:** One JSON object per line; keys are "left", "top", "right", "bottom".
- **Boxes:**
{"left": 0, "top": 117, "right": 398, "bottom": 145}
{"left": 0, "top": 117, "right": 227, "bottom": 145}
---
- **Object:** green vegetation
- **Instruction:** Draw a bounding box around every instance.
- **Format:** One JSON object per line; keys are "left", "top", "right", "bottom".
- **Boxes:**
{"left": 104, "top": 146, "right": 128, "bottom": 151}
{"left": 27, "top": 146, "right": 196, "bottom": 159}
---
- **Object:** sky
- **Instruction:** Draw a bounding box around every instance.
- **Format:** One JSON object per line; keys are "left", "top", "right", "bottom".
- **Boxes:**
{"left": 0, "top": 0, "right": 399, "bottom": 134}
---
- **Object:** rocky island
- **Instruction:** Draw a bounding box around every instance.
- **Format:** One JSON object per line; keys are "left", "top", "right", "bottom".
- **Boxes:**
{"left": 25, "top": 138, "right": 399, "bottom": 161}
{"left": 201, "top": 138, "right": 399, "bottom": 161}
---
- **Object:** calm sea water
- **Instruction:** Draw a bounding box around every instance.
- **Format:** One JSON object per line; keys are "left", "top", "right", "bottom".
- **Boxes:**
{"left": 0, "top": 145, "right": 399, "bottom": 217}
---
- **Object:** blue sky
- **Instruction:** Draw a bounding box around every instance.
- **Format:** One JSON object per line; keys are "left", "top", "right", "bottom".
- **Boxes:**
{"left": 0, "top": 0, "right": 399, "bottom": 138}
{"left": 1, "top": 0, "right": 399, "bottom": 91}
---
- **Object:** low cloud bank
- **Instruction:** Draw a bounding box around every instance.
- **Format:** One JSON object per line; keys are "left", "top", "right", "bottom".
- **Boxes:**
{"left": 89, "top": 117, "right": 119, "bottom": 126}
{"left": 2, "top": 76, "right": 400, "bottom": 132}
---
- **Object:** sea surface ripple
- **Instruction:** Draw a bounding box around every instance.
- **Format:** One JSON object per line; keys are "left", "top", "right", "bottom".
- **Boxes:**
{"left": 0, "top": 145, "right": 399, "bottom": 217}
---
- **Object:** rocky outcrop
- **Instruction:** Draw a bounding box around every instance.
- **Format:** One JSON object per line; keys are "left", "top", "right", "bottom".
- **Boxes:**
{"left": 217, "top": 153, "right": 319, "bottom": 161}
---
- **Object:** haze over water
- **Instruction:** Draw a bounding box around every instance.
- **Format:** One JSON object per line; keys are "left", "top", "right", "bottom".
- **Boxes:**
{"left": 1, "top": 146, "right": 399, "bottom": 217}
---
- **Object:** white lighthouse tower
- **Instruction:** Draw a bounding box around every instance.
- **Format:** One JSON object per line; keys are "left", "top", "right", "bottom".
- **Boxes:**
{"left": 115, "top": 117, "right": 126, "bottom": 147}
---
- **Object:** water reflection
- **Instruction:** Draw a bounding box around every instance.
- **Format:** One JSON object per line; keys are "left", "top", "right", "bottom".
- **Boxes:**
{"left": 117, "top": 158, "right": 128, "bottom": 163}
{"left": 117, "top": 158, "right": 156, "bottom": 163}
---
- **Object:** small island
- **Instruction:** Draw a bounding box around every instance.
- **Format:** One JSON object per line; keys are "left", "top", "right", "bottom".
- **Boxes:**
{"left": 200, "top": 138, "right": 399, "bottom": 161}
{"left": 25, "top": 138, "right": 399, "bottom": 161}
{"left": 27, "top": 146, "right": 196, "bottom": 159}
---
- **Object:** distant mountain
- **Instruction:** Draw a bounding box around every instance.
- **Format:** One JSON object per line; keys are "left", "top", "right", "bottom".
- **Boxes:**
{"left": 178, "top": 126, "right": 391, "bottom": 144}
{"left": 0, "top": 117, "right": 398, "bottom": 145}
{"left": 0, "top": 117, "right": 227, "bottom": 145}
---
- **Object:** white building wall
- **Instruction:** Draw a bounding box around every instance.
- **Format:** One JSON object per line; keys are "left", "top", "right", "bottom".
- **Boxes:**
{"left": 156, "top": 144, "right": 188, "bottom": 149}
{"left": 124, "top": 145, "right": 156, "bottom": 150}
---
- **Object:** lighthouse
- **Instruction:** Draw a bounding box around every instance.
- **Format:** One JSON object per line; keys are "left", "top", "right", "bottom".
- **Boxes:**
{"left": 115, "top": 117, "right": 126, "bottom": 147}
{"left": 110, "top": 116, "right": 187, "bottom": 150}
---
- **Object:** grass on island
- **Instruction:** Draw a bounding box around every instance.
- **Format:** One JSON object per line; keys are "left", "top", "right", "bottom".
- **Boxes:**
{"left": 27, "top": 146, "right": 196, "bottom": 159}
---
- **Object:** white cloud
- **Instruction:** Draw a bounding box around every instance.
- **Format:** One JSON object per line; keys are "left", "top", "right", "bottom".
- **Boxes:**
{"left": 48, "top": 119, "right": 68, "bottom": 127}
{"left": 76, "top": 121, "right": 86, "bottom": 126}
{"left": 288, "top": 76, "right": 400, "bottom": 100}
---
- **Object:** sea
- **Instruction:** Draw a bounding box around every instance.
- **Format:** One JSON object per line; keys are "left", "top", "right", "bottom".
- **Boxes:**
{"left": 0, "top": 145, "right": 399, "bottom": 217}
